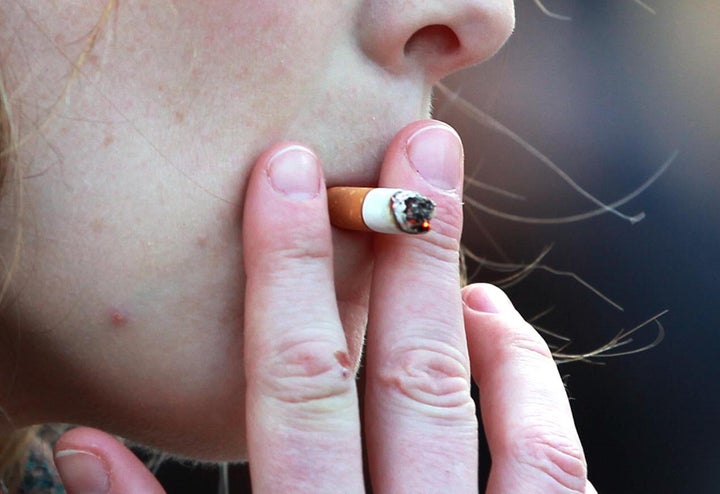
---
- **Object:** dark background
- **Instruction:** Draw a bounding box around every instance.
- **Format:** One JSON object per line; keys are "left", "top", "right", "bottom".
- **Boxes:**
{"left": 154, "top": 1, "right": 720, "bottom": 492}
{"left": 439, "top": 1, "right": 719, "bottom": 492}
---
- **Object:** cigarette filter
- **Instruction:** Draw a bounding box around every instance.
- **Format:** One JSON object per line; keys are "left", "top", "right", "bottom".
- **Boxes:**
{"left": 327, "top": 187, "right": 436, "bottom": 234}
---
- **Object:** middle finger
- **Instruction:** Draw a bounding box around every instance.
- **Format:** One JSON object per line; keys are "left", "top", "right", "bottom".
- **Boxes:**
{"left": 364, "top": 121, "right": 478, "bottom": 492}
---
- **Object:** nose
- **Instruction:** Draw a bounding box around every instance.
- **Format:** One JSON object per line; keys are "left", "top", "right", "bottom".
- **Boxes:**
{"left": 357, "top": 0, "right": 515, "bottom": 82}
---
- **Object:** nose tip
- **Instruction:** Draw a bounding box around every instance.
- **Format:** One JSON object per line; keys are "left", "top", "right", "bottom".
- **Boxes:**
{"left": 358, "top": 1, "right": 515, "bottom": 81}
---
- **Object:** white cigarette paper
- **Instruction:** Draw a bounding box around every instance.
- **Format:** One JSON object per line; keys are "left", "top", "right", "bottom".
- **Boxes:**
{"left": 327, "top": 187, "right": 436, "bottom": 234}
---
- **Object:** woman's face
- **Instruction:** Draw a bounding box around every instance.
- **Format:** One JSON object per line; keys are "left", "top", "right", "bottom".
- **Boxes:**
{"left": 0, "top": 1, "right": 514, "bottom": 460}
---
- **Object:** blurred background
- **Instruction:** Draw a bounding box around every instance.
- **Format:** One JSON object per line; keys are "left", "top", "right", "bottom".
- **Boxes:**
{"left": 438, "top": 0, "right": 720, "bottom": 492}
{"left": 154, "top": 1, "right": 720, "bottom": 491}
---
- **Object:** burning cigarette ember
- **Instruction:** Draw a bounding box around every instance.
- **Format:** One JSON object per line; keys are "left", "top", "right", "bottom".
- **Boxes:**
{"left": 327, "top": 187, "right": 436, "bottom": 234}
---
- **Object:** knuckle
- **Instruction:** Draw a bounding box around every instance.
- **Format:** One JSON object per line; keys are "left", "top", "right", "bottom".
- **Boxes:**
{"left": 421, "top": 228, "right": 462, "bottom": 266}
{"left": 259, "top": 339, "right": 355, "bottom": 408}
{"left": 512, "top": 426, "right": 588, "bottom": 493}
{"left": 504, "top": 322, "right": 554, "bottom": 362}
{"left": 264, "top": 237, "right": 333, "bottom": 271}
{"left": 250, "top": 213, "right": 333, "bottom": 273}
{"left": 254, "top": 243, "right": 333, "bottom": 288}
{"left": 420, "top": 202, "right": 463, "bottom": 261}
{"left": 376, "top": 344, "right": 474, "bottom": 415}
{"left": 393, "top": 195, "right": 462, "bottom": 266}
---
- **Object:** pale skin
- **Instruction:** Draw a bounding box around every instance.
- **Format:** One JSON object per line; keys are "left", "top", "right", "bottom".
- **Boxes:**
{"left": 0, "top": 1, "right": 596, "bottom": 492}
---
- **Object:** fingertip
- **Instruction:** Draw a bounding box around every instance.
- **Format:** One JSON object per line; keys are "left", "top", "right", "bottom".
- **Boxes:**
{"left": 243, "top": 142, "right": 331, "bottom": 267}
{"left": 55, "top": 426, "right": 111, "bottom": 458}
{"left": 462, "top": 283, "right": 517, "bottom": 316}
{"left": 376, "top": 119, "right": 465, "bottom": 243}
{"left": 55, "top": 427, "right": 165, "bottom": 494}
{"left": 55, "top": 448, "right": 110, "bottom": 494}
{"left": 405, "top": 121, "right": 464, "bottom": 192}
{"left": 264, "top": 143, "right": 322, "bottom": 200}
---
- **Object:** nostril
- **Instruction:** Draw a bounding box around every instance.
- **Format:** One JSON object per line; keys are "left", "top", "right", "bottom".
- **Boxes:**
{"left": 404, "top": 25, "right": 461, "bottom": 58}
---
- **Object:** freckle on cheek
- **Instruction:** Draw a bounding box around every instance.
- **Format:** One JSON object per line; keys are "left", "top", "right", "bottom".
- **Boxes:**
{"left": 90, "top": 218, "right": 105, "bottom": 234}
{"left": 196, "top": 235, "right": 209, "bottom": 249}
{"left": 334, "top": 351, "right": 353, "bottom": 380}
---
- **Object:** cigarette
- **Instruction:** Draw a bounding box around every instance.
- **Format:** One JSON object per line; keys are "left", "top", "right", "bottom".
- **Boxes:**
{"left": 327, "top": 187, "right": 436, "bottom": 234}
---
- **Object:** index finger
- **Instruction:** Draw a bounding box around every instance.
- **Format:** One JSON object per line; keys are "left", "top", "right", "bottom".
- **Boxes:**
{"left": 242, "top": 144, "right": 364, "bottom": 493}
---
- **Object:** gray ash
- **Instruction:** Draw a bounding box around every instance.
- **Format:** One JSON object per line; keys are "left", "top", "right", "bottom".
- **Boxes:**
{"left": 390, "top": 191, "right": 436, "bottom": 234}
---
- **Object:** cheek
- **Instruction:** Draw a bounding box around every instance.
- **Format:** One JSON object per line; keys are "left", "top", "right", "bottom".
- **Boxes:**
{"left": 1, "top": 172, "right": 251, "bottom": 457}
{"left": 181, "top": 1, "right": 340, "bottom": 75}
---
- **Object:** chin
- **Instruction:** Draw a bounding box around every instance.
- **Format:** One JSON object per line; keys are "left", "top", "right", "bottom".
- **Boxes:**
{"left": 105, "top": 399, "right": 250, "bottom": 463}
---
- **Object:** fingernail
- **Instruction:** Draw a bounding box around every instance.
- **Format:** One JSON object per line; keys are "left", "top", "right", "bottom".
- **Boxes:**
{"left": 463, "top": 284, "right": 516, "bottom": 315}
{"left": 267, "top": 145, "right": 321, "bottom": 200}
{"left": 54, "top": 450, "right": 110, "bottom": 494}
{"left": 406, "top": 123, "right": 463, "bottom": 191}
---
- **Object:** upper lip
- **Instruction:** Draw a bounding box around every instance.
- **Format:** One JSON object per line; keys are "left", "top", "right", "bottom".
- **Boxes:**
{"left": 319, "top": 141, "right": 386, "bottom": 189}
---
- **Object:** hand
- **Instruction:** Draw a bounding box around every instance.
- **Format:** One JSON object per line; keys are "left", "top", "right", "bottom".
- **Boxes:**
{"left": 54, "top": 120, "right": 595, "bottom": 493}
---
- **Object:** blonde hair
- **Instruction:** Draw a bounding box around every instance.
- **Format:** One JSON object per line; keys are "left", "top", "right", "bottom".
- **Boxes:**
{"left": 0, "top": 428, "right": 35, "bottom": 493}
{"left": 0, "top": 3, "right": 123, "bottom": 488}
{"left": 0, "top": 74, "right": 9, "bottom": 191}
{"left": 0, "top": 67, "right": 32, "bottom": 494}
